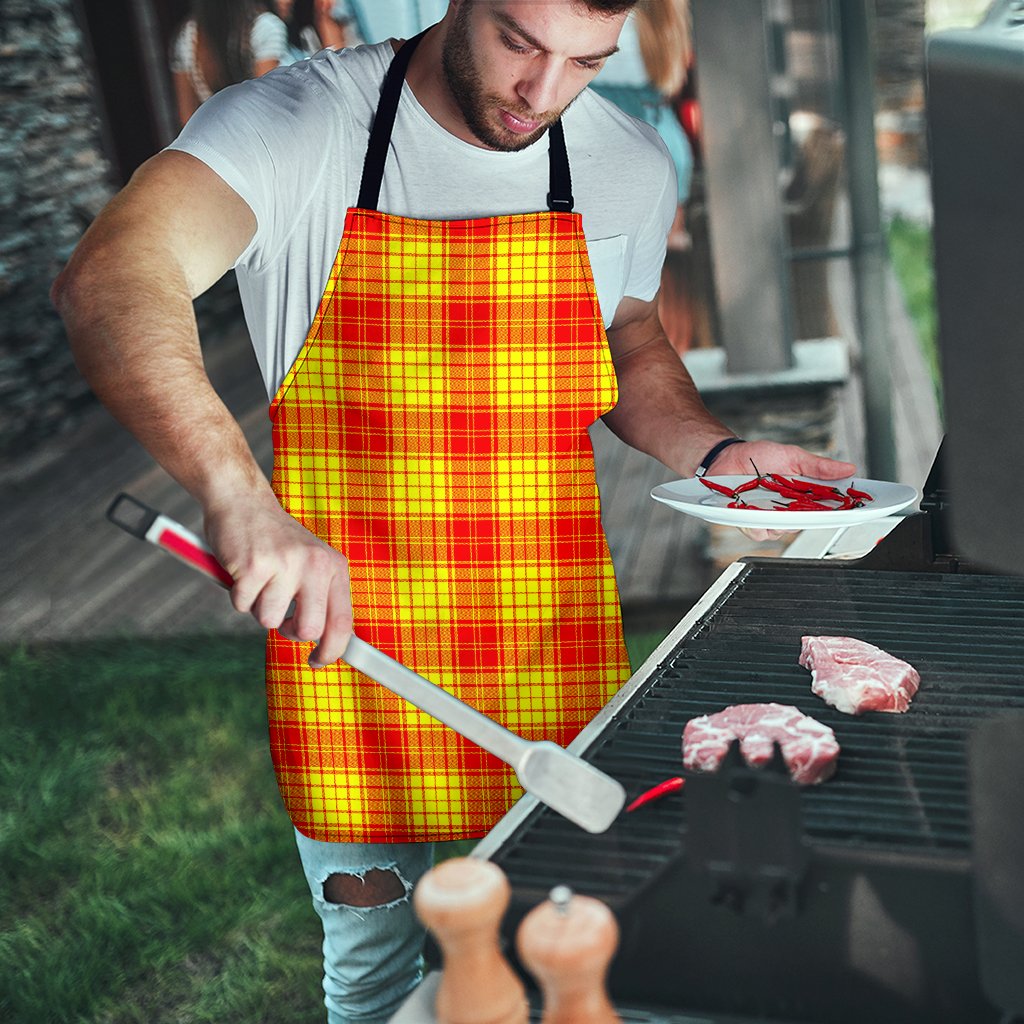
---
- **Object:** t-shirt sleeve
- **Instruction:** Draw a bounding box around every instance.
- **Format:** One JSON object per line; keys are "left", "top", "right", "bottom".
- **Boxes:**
{"left": 623, "top": 132, "right": 678, "bottom": 302}
{"left": 251, "top": 12, "right": 289, "bottom": 63}
{"left": 165, "top": 65, "right": 341, "bottom": 272}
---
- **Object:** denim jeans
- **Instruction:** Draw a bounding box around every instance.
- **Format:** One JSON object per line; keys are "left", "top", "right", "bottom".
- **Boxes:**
{"left": 294, "top": 829, "right": 436, "bottom": 1024}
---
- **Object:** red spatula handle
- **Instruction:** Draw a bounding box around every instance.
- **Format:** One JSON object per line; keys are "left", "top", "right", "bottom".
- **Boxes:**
{"left": 106, "top": 492, "right": 234, "bottom": 589}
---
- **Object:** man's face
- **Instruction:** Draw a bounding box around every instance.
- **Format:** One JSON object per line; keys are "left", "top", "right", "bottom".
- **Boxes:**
{"left": 441, "top": 1, "right": 626, "bottom": 151}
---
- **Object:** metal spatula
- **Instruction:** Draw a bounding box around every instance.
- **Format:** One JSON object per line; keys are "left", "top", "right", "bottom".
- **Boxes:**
{"left": 106, "top": 493, "right": 626, "bottom": 834}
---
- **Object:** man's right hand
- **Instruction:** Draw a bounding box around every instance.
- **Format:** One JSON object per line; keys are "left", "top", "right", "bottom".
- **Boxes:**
{"left": 203, "top": 493, "right": 353, "bottom": 668}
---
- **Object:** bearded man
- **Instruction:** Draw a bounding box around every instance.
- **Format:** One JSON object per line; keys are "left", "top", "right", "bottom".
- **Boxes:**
{"left": 52, "top": 2, "right": 853, "bottom": 1020}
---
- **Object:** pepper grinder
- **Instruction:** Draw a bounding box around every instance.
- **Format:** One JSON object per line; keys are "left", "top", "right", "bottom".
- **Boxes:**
{"left": 516, "top": 885, "right": 621, "bottom": 1024}
{"left": 413, "top": 857, "right": 528, "bottom": 1024}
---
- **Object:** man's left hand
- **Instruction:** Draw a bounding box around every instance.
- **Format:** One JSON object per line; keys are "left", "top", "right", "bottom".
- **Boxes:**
{"left": 706, "top": 440, "right": 857, "bottom": 542}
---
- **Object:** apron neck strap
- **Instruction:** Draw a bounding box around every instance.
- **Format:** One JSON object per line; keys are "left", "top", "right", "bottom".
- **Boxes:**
{"left": 357, "top": 30, "right": 426, "bottom": 212}
{"left": 357, "top": 29, "right": 574, "bottom": 214}
{"left": 545, "top": 119, "right": 573, "bottom": 213}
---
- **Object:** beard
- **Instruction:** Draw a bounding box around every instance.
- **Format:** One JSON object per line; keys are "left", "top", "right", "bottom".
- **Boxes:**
{"left": 441, "top": 3, "right": 560, "bottom": 151}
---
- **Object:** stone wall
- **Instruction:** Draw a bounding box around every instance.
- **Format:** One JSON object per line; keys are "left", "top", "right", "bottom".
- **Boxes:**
{"left": 0, "top": 0, "right": 115, "bottom": 462}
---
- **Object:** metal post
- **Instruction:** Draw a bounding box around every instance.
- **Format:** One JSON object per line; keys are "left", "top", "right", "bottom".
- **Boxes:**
{"left": 837, "top": 0, "right": 898, "bottom": 480}
{"left": 129, "top": 0, "right": 178, "bottom": 149}
{"left": 691, "top": 0, "right": 794, "bottom": 374}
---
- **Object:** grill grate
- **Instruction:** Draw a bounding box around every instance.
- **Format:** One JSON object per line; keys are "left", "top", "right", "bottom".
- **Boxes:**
{"left": 492, "top": 563, "right": 1024, "bottom": 901}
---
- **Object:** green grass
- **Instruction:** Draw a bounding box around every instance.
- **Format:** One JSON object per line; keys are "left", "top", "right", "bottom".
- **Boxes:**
{"left": 1, "top": 637, "right": 321, "bottom": 1024}
{"left": 1, "top": 630, "right": 667, "bottom": 1023}
{"left": 887, "top": 216, "right": 941, "bottom": 403}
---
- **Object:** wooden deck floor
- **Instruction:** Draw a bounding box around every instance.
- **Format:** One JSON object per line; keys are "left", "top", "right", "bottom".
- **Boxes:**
{"left": 1, "top": 250, "right": 941, "bottom": 645}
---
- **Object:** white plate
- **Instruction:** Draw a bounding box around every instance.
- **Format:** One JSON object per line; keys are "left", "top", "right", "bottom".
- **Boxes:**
{"left": 650, "top": 476, "right": 920, "bottom": 530}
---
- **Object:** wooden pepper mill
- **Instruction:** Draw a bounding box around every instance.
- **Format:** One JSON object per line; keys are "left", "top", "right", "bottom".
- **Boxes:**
{"left": 413, "top": 856, "right": 528, "bottom": 1024}
{"left": 516, "top": 885, "right": 621, "bottom": 1024}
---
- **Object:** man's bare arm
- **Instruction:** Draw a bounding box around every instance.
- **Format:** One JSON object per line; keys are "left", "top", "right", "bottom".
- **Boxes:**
{"left": 603, "top": 295, "right": 855, "bottom": 480}
{"left": 602, "top": 295, "right": 733, "bottom": 477}
{"left": 51, "top": 150, "right": 352, "bottom": 663}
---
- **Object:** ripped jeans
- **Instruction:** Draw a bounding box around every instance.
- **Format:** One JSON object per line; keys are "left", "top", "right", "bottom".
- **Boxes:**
{"left": 295, "top": 829, "right": 436, "bottom": 1024}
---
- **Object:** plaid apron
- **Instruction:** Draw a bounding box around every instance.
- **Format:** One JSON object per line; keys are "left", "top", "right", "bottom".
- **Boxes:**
{"left": 266, "top": 33, "right": 630, "bottom": 842}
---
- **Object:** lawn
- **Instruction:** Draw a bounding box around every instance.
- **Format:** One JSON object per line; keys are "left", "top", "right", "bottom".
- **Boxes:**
{"left": 0, "top": 631, "right": 665, "bottom": 1023}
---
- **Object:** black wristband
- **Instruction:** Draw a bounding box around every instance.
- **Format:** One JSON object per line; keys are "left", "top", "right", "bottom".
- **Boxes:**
{"left": 695, "top": 437, "right": 745, "bottom": 478}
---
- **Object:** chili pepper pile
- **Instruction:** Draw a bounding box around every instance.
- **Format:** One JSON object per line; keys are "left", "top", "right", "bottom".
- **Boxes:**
{"left": 699, "top": 471, "right": 874, "bottom": 512}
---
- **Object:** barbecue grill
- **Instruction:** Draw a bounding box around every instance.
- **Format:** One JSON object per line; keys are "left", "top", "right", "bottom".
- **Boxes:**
{"left": 394, "top": 7, "right": 1024, "bottom": 1021}
{"left": 470, "top": 451, "right": 1024, "bottom": 1022}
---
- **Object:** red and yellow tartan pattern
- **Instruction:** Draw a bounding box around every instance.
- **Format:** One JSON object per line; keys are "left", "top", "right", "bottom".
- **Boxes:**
{"left": 267, "top": 208, "right": 631, "bottom": 842}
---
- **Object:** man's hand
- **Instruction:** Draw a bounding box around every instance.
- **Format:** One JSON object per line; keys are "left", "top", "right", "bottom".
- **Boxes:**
{"left": 203, "top": 494, "right": 353, "bottom": 668}
{"left": 708, "top": 439, "right": 855, "bottom": 482}
{"left": 707, "top": 440, "right": 857, "bottom": 542}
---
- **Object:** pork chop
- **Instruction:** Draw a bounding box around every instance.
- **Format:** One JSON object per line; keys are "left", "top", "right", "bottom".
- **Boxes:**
{"left": 799, "top": 635, "right": 920, "bottom": 716}
{"left": 682, "top": 702, "right": 840, "bottom": 785}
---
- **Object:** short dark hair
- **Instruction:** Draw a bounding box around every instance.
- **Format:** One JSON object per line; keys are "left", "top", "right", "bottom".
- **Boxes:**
{"left": 579, "top": 0, "right": 640, "bottom": 13}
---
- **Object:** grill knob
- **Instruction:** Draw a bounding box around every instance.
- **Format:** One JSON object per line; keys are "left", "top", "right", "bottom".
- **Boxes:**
{"left": 517, "top": 887, "right": 621, "bottom": 1023}
{"left": 413, "top": 857, "right": 528, "bottom": 1024}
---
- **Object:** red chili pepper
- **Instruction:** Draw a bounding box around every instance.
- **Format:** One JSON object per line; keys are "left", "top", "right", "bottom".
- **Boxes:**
{"left": 846, "top": 486, "right": 873, "bottom": 502}
{"left": 699, "top": 477, "right": 737, "bottom": 498}
{"left": 626, "top": 776, "right": 685, "bottom": 812}
{"left": 787, "top": 475, "right": 846, "bottom": 498}
{"left": 734, "top": 478, "right": 762, "bottom": 494}
{"left": 758, "top": 477, "right": 799, "bottom": 496}
{"left": 773, "top": 473, "right": 849, "bottom": 500}
{"left": 768, "top": 472, "right": 811, "bottom": 492}
{"left": 780, "top": 497, "right": 836, "bottom": 511}
{"left": 762, "top": 479, "right": 825, "bottom": 502}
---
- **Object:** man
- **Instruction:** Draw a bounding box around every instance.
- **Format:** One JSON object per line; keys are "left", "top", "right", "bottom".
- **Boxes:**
{"left": 52, "top": 1, "right": 854, "bottom": 1019}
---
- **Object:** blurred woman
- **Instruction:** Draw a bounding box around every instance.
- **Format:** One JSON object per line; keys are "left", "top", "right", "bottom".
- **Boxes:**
{"left": 591, "top": 0, "right": 695, "bottom": 351}
{"left": 592, "top": 0, "right": 693, "bottom": 205}
{"left": 277, "top": 0, "right": 349, "bottom": 63}
{"left": 171, "top": 0, "right": 289, "bottom": 126}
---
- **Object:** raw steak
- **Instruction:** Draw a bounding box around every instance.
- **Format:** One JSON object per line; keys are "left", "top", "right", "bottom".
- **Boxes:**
{"left": 799, "top": 636, "right": 920, "bottom": 716}
{"left": 682, "top": 703, "right": 839, "bottom": 785}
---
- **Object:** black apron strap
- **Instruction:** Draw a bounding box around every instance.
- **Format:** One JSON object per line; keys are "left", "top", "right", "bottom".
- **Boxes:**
{"left": 357, "top": 29, "right": 428, "bottom": 211}
{"left": 546, "top": 119, "right": 574, "bottom": 213}
{"left": 357, "top": 29, "right": 575, "bottom": 214}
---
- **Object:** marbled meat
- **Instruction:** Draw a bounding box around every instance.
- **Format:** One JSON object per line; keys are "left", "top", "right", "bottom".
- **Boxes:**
{"left": 799, "top": 635, "right": 920, "bottom": 716}
{"left": 682, "top": 703, "right": 839, "bottom": 785}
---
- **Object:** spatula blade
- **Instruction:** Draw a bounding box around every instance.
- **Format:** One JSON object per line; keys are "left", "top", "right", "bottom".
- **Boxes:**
{"left": 517, "top": 741, "right": 625, "bottom": 834}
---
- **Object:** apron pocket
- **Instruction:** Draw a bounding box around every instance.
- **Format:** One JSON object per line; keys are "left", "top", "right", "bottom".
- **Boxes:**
{"left": 584, "top": 234, "right": 628, "bottom": 328}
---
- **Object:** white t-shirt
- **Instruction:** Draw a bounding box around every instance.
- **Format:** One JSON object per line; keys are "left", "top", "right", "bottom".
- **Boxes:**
{"left": 168, "top": 40, "right": 677, "bottom": 398}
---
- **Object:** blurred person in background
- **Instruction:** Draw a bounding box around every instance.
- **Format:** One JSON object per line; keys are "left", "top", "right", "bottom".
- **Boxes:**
{"left": 333, "top": 0, "right": 450, "bottom": 45}
{"left": 276, "top": 0, "right": 350, "bottom": 62}
{"left": 171, "top": 0, "right": 289, "bottom": 125}
{"left": 593, "top": 0, "right": 695, "bottom": 348}
{"left": 592, "top": 0, "right": 693, "bottom": 210}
